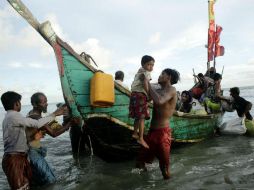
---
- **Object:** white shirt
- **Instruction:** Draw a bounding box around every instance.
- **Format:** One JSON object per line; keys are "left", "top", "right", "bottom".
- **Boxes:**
{"left": 2, "top": 110, "right": 55, "bottom": 153}
{"left": 115, "top": 79, "right": 129, "bottom": 90}
{"left": 131, "top": 67, "right": 151, "bottom": 96}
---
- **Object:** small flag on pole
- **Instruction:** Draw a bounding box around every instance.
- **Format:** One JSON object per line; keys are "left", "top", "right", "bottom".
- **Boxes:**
{"left": 214, "top": 25, "right": 225, "bottom": 57}
{"left": 215, "top": 45, "right": 224, "bottom": 57}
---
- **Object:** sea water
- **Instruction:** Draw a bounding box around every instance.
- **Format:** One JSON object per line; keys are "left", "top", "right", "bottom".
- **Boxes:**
{"left": 0, "top": 87, "right": 254, "bottom": 190}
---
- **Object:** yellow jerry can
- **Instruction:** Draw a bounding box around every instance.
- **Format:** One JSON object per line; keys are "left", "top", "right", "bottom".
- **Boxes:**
{"left": 90, "top": 71, "right": 115, "bottom": 107}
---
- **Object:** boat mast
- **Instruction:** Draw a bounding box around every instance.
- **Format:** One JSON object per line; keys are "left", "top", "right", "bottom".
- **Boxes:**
{"left": 7, "top": 0, "right": 40, "bottom": 31}
{"left": 7, "top": 0, "right": 53, "bottom": 45}
{"left": 212, "top": 0, "right": 216, "bottom": 69}
{"left": 208, "top": 0, "right": 225, "bottom": 73}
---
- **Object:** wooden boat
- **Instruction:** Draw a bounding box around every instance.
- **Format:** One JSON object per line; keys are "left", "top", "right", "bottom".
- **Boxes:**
{"left": 8, "top": 0, "right": 223, "bottom": 161}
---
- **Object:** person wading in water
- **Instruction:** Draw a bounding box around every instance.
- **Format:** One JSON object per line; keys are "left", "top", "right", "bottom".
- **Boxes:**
{"left": 136, "top": 68, "right": 180, "bottom": 179}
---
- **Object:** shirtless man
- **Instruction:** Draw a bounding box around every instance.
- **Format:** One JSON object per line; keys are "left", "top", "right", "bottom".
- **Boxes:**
{"left": 26, "top": 92, "right": 72, "bottom": 186}
{"left": 136, "top": 68, "right": 180, "bottom": 180}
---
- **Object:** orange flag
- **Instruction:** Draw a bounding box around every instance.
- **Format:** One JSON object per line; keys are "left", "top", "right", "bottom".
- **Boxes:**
{"left": 208, "top": 29, "right": 215, "bottom": 61}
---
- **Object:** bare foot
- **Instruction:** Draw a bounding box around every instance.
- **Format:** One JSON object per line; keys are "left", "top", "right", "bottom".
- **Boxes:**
{"left": 132, "top": 133, "right": 139, "bottom": 140}
{"left": 163, "top": 174, "right": 171, "bottom": 180}
{"left": 162, "top": 169, "right": 170, "bottom": 180}
{"left": 137, "top": 139, "right": 149, "bottom": 149}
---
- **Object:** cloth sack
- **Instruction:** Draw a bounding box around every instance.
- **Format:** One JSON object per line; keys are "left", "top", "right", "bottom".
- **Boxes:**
{"left": 221, "top": 100, "right": 234, "bottom": 112}
{"left": 245, "top": 119, "right": 254, "bottom": 136}
{"left": 206, "top": 99, "right": 221, "bottom": 112}
{"left": 219, "top": 117, "right": 246, "bottom": 135}
{"left": 221, "top": 96, "right": 235, "bottom": 112}
{"left": 190, "top": 99, "right": 207, "bottom": 115}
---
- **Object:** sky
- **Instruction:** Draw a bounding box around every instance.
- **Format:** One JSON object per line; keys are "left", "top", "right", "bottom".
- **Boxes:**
{"left": 0, "top": 0, "right": 254, "bottom": 105}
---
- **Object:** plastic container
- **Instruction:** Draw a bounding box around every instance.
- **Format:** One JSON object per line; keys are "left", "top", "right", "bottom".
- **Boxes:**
{"left": 90, "top": 72, "right": 115, "bottom": 107}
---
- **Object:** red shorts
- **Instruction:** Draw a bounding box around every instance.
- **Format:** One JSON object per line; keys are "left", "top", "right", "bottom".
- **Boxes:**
{"left": 136, "top": 126, "right": 172, "bottom": 178}
{"left": 2, "top": 153, "right": 32, "bottom": 190}
{"left": 129, "top": 92, "right": 150, "bottom": 120}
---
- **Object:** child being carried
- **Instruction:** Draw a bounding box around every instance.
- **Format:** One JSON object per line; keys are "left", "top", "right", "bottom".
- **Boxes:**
{"left": 129, "top": 55, "right": 154, "bottom": 148}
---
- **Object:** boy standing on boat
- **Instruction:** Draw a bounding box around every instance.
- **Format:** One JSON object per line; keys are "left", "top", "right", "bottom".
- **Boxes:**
{"left": 0, "top": 91, "right": 65, "bottom": 190}
{"left": 129, "top": 55, "right": 155, "bottom": 148}
{"left": 136, "top": 68, "right": 180, "bottom": 179}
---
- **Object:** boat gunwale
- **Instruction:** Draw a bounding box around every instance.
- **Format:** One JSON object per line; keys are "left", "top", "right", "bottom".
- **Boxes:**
{"left": 86, "top": 113, "right": 133, "bottom": 131}
{"left": 173, "top": 111, "right": 223, "bottom": 119}
{"left": 56, "top": 37, "right": 131, "bottom": 96}
{"left": 174, "top": 138, "right": 205, "bottom": 143}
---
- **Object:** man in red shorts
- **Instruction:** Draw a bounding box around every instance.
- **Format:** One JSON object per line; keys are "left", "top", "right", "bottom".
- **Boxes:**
{"left": 136, "top": 68, "right": 180, "bottom": 180}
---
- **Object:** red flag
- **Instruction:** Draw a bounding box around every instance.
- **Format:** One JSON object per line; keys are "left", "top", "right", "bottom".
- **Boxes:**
{"left": 215, "top": 25, "right": 222, "bottom": 46}
{"left": 208, "top": 28, "right": 215, "bottom": 61}
{"left": 214, "top": 25, "right": 225, "bottom": 57}
{"left": 215, "top": 45, "right": 224, "bottom": 57}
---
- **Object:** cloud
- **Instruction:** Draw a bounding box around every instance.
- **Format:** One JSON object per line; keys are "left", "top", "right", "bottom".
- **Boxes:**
{"left": 0, "top": 79, "right": 63, "bottom": 105}
{"left": 0, "top": 7, "right": 64, "bottom": 57}
{"left": 0, "top": 5, "right": 51, "bottom": 57}
{"left": 0, "top": 6, "right": 16, "bottom": 51}
{"left": 69, "top": 38, "right": 113, "bottom": 70}
{"left": 179, "top": 22, "right": 207, "bottom": 49}
{"left": 150, "top": 22, "right": 206, "bottom": 63}
{"left": 44, "top": 13, "right": 67, "bottom": 40}
{"left": 221, "top": 63, "right": 254, "bottom": 88}
{"left": 41, "top": 13, "right": 114, "bottom": 71}
{"left": 27, "top": 62, "right": 50, "bottom": 69}
{"left": 104, "top": 22, "right": 208, "bottom": 90}
{"left": 6, "top": 61, "right": 53, "bottom": 69}
{"left": 0, "top": 5, "right": 113, "bottom": 70}
{"left": 0, "top": 4, "right": 114, "bottom": 104}
{"left": 18, "top": 26, "right": 52, "bottom": 56}
{"left": 149, "top": 32, "right": 161, "bottom": 45}
{"left": 8, "top": 62, "right": 24, "bottom": 68}
{"left": 247, "top": 58, "right": 254, "bottom": 65}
